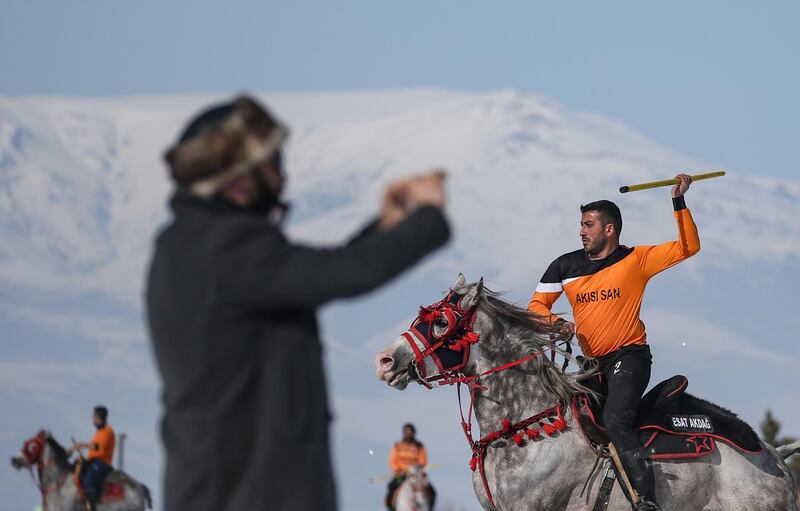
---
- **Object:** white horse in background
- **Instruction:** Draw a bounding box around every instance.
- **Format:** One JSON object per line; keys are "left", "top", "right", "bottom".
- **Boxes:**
{"left": 395, "top": 465, "right": 433, "bottom": 511}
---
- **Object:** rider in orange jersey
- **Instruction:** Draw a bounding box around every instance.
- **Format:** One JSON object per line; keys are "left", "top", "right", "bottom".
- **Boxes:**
{"left": 69, "top": 406, "right": 116, "bottom": 510}
{"left": 386, "top": 423, "right": 435, "bottom": 510}
{"left": 528, "top": 174, "right": 698, "bottom": 511}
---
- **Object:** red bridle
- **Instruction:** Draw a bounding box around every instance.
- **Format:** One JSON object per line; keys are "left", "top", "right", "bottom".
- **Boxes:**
{"left": 402, "top": 290, "right": 481, "bottom": 389}
{"left": 19, "top": 431, "right": 72, "bottom": 509}
{"left": 21, "top": 432, "right": 47, "bottom": 467}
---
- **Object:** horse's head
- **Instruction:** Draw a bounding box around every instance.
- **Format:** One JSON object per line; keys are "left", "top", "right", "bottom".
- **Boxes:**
{"left": 405, "top": 464, "right": 428, "bottom": 483}
{"left": 10, "top": 430, "right": 48, "bottom": 470}
{"left": 376, "top": 274, "right": 585, "bottom": 402}
{"left": 375, "top": 273, "right": 484, "bottom": 389}
{"left": 403, "top": 464, "right": 431, "bottom": 510}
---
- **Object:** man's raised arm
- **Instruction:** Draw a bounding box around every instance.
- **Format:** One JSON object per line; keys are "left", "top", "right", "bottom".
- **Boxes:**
{"left": 637, "top": 174, "right": 700, "bottom": 278}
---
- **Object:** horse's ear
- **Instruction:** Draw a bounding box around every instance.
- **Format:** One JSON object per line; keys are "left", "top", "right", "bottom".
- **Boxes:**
{"left": 451, "top": 273, "right": 467, "bottom": 291}
{"left": 460, "top": 278, "right": 484, "bottom": 310}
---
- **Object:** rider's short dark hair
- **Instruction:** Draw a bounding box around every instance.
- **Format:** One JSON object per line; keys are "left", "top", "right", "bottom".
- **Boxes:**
{"left": 403, "top": 423, "right": 416, "bottom": 433}
{"left": 580, "top": 200, "right": 622, "bottom": 237}
{"left": 94, "top": 405, "right": 108, "bottom": 421}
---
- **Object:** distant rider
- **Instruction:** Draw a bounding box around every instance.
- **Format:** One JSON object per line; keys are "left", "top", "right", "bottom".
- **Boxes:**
{"left": 69, "top": 405, "right": 116, "bottom": 510}
{"left": 528, "top": 175, "right": 699, "bottom": 510}
{"left": 386, "top": 423, "right": 436, "bottom": 510}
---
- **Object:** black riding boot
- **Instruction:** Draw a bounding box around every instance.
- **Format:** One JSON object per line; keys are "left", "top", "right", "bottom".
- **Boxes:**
{"left": 618, "top": 448, "right": 661, "bottom": 511}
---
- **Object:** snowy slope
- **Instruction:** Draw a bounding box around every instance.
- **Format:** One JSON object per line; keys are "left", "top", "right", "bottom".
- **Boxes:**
{"left": 1, "top": 89, "right": 798, "bottom": 510}
{"left": 3, "top": 90, "right": 798, "bottom": 296}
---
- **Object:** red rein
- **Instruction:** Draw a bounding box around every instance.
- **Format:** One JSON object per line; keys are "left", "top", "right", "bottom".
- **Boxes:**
{"left": 401, "top": 292, "right": 568, "bottom": 509}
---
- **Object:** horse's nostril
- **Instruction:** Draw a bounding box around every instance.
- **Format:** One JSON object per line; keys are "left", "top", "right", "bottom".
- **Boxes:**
{"left": 380, "top": 356, "right": 394, "bottom": 368}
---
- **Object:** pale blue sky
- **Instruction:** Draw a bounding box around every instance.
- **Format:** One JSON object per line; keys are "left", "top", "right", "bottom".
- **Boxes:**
{"left": 1, "top": 1, "right": 798, "bottom": 180}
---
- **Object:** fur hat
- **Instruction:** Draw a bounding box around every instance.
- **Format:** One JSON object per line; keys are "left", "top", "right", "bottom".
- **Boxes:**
{"left": 165, "top": 95, "right": 288, "bottom": 197}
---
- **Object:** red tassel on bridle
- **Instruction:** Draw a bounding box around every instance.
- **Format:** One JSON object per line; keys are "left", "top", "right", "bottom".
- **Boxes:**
{"left": 449, "top": 331, "right": 480, "bottom": 352}
{"left": 418, "top": 307, "right": 437, "bottom": 324}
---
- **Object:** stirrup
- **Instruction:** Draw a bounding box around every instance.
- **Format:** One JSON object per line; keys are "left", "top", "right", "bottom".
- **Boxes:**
{"left": 633, "top": 499, "right": 662, "bottom": 511}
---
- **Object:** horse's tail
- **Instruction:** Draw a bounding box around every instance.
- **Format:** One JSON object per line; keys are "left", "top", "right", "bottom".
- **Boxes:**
{"left": 141, "top": 483, "right": 153, "bottom": 509}
{"left": 776, "top": 440, "right": 800, "bottom": 460}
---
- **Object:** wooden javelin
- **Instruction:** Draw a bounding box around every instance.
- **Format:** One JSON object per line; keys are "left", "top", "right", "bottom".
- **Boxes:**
{"left": 368, "top": 464, "right": 439, "bottom": 484}
{"left": 619, "top": 170, "right": 725, "bottom": 193}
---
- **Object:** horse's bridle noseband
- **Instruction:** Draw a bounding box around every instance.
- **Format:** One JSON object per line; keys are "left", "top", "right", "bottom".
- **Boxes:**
{"left": 402, "top": 290, "right": 481, "bottom": 388}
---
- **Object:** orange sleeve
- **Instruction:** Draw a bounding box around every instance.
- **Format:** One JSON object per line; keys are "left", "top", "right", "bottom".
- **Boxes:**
{"left": 528, "top": 290, "right": 564, "bottom": 325}
{"left": 389, "top": 444, "right": 401, "bottom": 472}
{"left": 528, "top": 256, "right": 568, "bottom": 325}
{"left": 417, "top": 445, "right": 428, "bottom": 467}
{"left": 637, "top": 208, "right": 700, "bottom": 278}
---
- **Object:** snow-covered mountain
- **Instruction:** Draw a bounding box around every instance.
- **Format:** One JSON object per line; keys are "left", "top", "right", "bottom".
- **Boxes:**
{"left": 2, "top": 89, "right": 798, "bottom": 510}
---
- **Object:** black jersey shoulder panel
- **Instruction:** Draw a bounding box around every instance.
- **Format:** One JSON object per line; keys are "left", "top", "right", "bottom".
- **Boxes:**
{"left": 543, "top": 246, "right": 635, "bottom": 283}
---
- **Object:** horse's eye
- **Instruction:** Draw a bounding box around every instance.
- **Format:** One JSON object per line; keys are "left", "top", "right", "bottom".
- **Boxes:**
{"left": 434, "top": 318, "right": 448, "bottom": 329}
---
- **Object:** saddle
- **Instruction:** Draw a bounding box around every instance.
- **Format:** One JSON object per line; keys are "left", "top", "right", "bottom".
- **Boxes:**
{"left": 97, "top": 473, "right": 126, "bottom": 502}
{"left": 73, "top": 460, "right": 127, "bottom": 504}
{"left": 574, "top": 374, "right": 762, "bottom": 460}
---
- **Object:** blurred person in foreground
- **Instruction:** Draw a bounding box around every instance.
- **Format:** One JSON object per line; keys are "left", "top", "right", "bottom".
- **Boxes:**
{"left": 146, "top": 95, "right": 450, "bottom": 511}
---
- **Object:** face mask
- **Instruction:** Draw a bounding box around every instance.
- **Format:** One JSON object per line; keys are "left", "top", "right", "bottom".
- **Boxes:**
{"left": 248, "top": 168, "right": 289, "bottom": 225}
{"left": 95, "top": 421, "right": 105, "bottom": 430}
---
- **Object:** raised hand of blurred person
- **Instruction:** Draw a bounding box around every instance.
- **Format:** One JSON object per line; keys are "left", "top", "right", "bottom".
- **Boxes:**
{"left": 379, "top": 170, "right": 447, "bottom": 230}
{"left": 379, "top": 177, "right": 413, "bottom": 230}
{"left": 405, "top": 169, "right": 446, "bottom": 209}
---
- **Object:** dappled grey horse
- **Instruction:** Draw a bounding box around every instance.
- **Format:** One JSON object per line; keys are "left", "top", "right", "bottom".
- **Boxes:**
{"left": 395, "top": 465, "right": 432, "bottom": 511}
{"left": 375, "top": 275, "right": 800, "bottom": 511}
{"left": 11, "top": 430, "right": 151, "bottom": 511}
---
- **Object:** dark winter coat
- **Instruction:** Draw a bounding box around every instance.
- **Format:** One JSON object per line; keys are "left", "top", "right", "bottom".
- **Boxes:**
{"left": 146, "top": 190, "right": 450, "bottom": 511}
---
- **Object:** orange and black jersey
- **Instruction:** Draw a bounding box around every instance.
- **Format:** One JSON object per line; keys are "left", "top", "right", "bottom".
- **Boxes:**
{"left": 88, "top": 424, "right": 115, "bottom": 465}
{"left": 528, "top": 200, "right": 700, "bottom": 358}
{"left": 389, "top": 440, "right": 428, "bottom": 473}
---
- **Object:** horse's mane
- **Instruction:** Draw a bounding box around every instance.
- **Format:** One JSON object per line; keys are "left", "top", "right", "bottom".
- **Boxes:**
{"left": 46, "top": 434, "right": 72, "bottom": 470}
{"left": 477, "top": 288, "right": 592, "bottom": 404}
